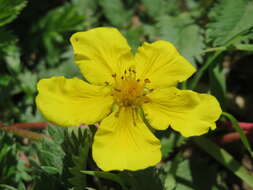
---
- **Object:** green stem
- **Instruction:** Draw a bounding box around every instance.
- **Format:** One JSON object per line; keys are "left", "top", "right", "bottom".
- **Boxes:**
{"left": 189, "top": 50, "right": 222, "bottom": 90}
{"left": 189, "top": 26, "right": 253, "bottom": 90}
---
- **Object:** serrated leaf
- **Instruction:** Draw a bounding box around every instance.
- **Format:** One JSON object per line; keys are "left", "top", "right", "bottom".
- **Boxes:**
{"left": 4, "top": 44, "right": 21, "bottom": 73}
{"left": 99, "top": 0, "right": 132, "bottom": 28}
{"left": 17, "top": 70, "right": 37, "bottom": 95}
{"left": 32, "top": 2, "right": 86, "bottom": 65}
{"left": 207, "top": 0, "right": 253, "bottom": 46}
{"left": 123, "top": 27, "right": 144, "bottom": 52}
{"left": 141, "top": 0, "right": 164, "bottom": 17}
{"left": 157, "top": 13, "right": 205, "bottom": 65}
{"left": 35, "top": 126, "right": 65, "bottom": 174}
{"left": 36, "top": 3, "right": 85, "bottom": 32}
{"left": 0, "top": 0, "right": 27, "bottom": 27}
{"left": 71, "top": 0, "right": 98, "bottom": 28}
{"left": 63, "top": 128, "right": 91, "bottom": 190}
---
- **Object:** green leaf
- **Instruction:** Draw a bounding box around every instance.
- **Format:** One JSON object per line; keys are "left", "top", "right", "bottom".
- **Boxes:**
{"left": 123, "top": 27, "right": 144, "bottom": 53}
{"left": 3, "top": 44, "right": 21, "bottom": 73}
{"left": 175, "top": 159, "right": 219, "bottom": 190}
{"left": 18, "top": 70, "right": 37, "bottom": 95}
{"left": 81, "top": 170, "right": 128, "bottom": 190}
{"left": 194, "top": 136, "right": 253, "bottom": 188}
{"left": 121, "top": 168, "right": 163, "bottom": 190}
{"left": 71, "top": 0, "right": 98, "bottom": 28}
{"left": 0, "top": 29, "right": 17, "bottom": 48}
{"left": 0, "top": 0, "right": 27, "bottom": 27}
{"left": 62, "top": 128, "right": 91, "bottom": 190}
{"left": 164, "top": 174, "right": 176, "bottom": 190}
{"left": 141, "top": 0, "right": 164, "bottom": 17}
{"left": 36, "top": 3, "right": 85, "bottom": 33}
{"left": 0, "top": 184, "right": 18, "bottom": 190}
{"left": 207, "top": 0, "right": 253, "bottom": 46}
{"left": 222, "top": 112, "right": 253, "bottom": 157}
{"left": 35, "top": 126, "right": 65, "bottom": 174}
{"left": 157, "top": 13, "right": 205, "bottom": 65}
{"left": 32, "top": 2, "right": 86, "bottom": 65}
{"left": 99, "top": 0, "right": 132, "bottom": 28}
{"left": 0, "top": 75, "right": 12, "bottom": 86}
{"left": 40, "top": 166, "right": 60, "bottom": 175}
{"left": 160, "top": 131, "right": 185, "bottom": 159}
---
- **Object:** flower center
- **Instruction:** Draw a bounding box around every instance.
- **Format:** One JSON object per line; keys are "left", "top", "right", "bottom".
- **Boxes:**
{"left": 110, "top": 68, "right": 152, "bottom": 107}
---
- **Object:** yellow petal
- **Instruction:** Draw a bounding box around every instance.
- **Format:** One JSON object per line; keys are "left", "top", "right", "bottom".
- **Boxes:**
{"left": 142, "top": 88, "right": 222, "bottom": 137}
{"left": 36, "top": 76, "right": 113, "bottom": 127}
{"left": 92, "top": 107, "right": 161, "bottom": 171}
{"left": 70, "top": 27, "right": 133, "bottom": 85}
{"left": 135, "top": 41, "right": 196, "bottom": 89}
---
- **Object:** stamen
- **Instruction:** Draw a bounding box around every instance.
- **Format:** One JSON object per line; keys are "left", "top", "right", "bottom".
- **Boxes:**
{"left": 131, "top": 108, "right": 137, "bottom": 126}
{"left": 114, "top": 88, "right": 121, "bottom": 92}
{"left": 144, "top": 78, "right": 150, "bottom": 83}
{"left": 112, "top": 73, "right": 117, "bottom": 78}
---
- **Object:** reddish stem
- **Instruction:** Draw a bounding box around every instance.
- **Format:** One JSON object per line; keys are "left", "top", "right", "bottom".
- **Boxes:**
{"left": 223, "top": 121, "right": 253, "bottom": 131}
{"left": 9, "top": 122, "right": 48, "bottom": 129}
{"left": 216, "top": 130, "right": 253, "bottom": 144}
{"left": 0, "top": 122, "right": 49, "bottom": 140}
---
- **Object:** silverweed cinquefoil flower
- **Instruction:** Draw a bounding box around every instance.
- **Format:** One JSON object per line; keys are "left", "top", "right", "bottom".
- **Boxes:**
{"left": 36, "top": 27, "right": 222, "bottom": 171}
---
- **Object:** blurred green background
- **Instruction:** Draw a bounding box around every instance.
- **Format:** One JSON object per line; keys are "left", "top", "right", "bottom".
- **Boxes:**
{"left": 1, "top": 0, "right": 253, "bottom": 189}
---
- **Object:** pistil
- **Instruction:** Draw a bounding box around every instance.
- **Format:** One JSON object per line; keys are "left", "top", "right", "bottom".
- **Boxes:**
{"left": 110, "top": 68, "right": 153, "bottom": 108}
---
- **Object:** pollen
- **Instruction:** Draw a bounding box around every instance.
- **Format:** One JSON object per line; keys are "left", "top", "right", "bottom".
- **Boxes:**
{"left": 111, "top": 68, "right": 152, "bottom": 107}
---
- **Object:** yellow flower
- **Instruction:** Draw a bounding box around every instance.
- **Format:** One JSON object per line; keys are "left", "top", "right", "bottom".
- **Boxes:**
{"left": 36, "top": 27, "right": 222, "bottom": 171}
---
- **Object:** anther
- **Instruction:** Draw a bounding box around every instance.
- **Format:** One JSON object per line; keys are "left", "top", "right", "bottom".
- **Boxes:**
{"left": 121, "top": 76, "right": 124, "bottom": 80}
{"left": 114, "top": 88, "right": 121, "bottom": 92}
{"left": 149, "top": 88, "right": 154, "bottom": 92}
{"left": 124, "top": 70, "right": 127, "bottom": 74}
{"left": 104, "top": 81, "right": 109, "bottom": 85}
{"left": 112, "top": 73, "right": 117, "bottom": 78}
{"left": 144, "top": 78, "right": 151, "bottom": 83}
{"left": 137, "top": 79, "right": 140, "bottom": 82}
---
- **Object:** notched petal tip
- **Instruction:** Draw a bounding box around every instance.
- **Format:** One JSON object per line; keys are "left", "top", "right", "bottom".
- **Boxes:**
{"left": 142, "top": 88, "right": 222, "bottom": 137}
{"left": 92, "top": 108, "right": 162, "bottom": 171}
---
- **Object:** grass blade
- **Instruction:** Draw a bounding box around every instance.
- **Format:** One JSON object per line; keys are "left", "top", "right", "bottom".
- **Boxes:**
{"left": 222, "top": 112, "right": 253, "bottom": 157}
{"left": 193, "top": 136, "right": 253, "bottom": 188}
